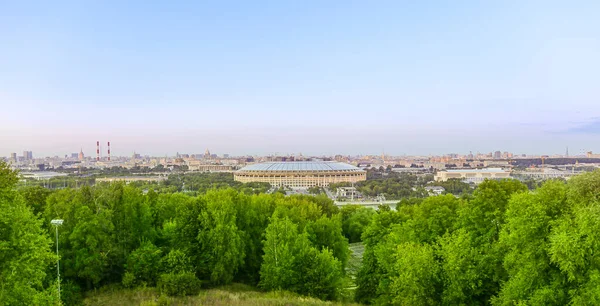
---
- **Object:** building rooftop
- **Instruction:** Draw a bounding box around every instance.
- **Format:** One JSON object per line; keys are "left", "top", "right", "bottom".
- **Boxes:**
{"left": 444, "top": 168, "right": 508, "bottom": 173}
{"left": 238, "top": 161, "right": 364, "bottom": 172}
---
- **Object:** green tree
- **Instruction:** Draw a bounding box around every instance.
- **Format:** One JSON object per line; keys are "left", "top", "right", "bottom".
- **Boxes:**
{"left": 260, "top": 215, "right": 344, "bottom": 300}
{"left": 494, "top": 180, "right": 570, "bottom": 305}
{"left": 197, "top": 190, "right": 245, "bottom": 284}
{"left": 124, "top": 241, "right": 163, "bottom": 286}
{"left": 340, "top": 205, "right": 376, "bottom": 243}
{"left": 0, "top": 161, "right": 56, "bottom": 304}
{"left": 305, "top": 215, "right": 349, "bottom": 270}
{"left": 382, "top": 242, "right": 440, "bottom": 305}
{"left": 355, "top": 208, "right": 405, "bottom": 304}
{"left": 18, "top": 185, "right": 52, "bottom": 216}
{"left": 259, "top": 216, "right": 299, "bottom": 291}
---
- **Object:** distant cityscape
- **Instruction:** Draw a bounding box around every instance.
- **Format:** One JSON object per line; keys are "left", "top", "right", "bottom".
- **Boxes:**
{"left": 4, "top": 141, "right": 600, "bottom": 189}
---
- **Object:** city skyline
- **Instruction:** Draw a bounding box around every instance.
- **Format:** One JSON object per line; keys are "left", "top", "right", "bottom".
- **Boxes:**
{"left": 2, "top": 1, "right": 599, "bottom": 156}
{"left": 1, "top": 142, "right": 591, "bottom": 159}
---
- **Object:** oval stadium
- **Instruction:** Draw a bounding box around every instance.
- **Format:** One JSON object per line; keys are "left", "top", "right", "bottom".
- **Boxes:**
{"left": 234, "top": 161, "right": 366, "bottom": 188}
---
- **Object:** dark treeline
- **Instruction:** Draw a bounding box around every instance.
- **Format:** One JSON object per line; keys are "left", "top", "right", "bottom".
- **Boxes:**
{"left": 355, "top": 171, "right": 600, "bottom": 305}
{"left": 19, "top": 172, "right": 271, "bottom": 196}
{"left": 0, "top": 161, "right": 361, "bottom": 305}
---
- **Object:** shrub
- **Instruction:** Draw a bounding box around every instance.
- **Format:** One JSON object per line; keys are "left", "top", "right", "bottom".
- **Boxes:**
{"left": 160, "top": 249, "right": 193, "bottom": 274}
{"left": 125, "top": 241, "right": 163, "bottom": 286}
{"left": 158, "top": 272, "right": 202, "bottom": 297}
{"left": 122, "top": 272, "right": 136, "bottom": 288}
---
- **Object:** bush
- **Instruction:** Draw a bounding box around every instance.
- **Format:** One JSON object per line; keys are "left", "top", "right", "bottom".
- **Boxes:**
{"left": 158, "top": 272, "right": 202, "bottom": 297}
{"left": 122, "top": 272, "right": 136, "bottom": 288}
{"left": 160, "top": 249, "right": 193, "bottom": 274}
{"left": 125, "top": 241, "right": 163, "bottom": 286}
{"left": 61, "top": 280, "right": 83, "bottom": 305}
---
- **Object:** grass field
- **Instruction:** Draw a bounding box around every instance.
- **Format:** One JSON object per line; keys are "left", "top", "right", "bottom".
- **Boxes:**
{"left": 83, "top": 283, "right": 360, "bottom": 306}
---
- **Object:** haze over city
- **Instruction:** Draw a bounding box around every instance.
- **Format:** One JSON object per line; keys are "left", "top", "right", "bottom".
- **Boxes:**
{"left": 2, "top": 1, "right": 599, "bottom": 156}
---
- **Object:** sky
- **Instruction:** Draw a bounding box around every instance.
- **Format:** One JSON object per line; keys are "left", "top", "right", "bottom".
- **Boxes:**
{"left": 1, "top": 0, "right": 599, "bottom": 157}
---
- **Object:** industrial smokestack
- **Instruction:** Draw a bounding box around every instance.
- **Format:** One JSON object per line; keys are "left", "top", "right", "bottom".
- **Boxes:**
{"left": 96, "top": 141, "right": 100, "bottom": 161}
{"left": 108, "top": 141, "right": 111, "bottom": 161}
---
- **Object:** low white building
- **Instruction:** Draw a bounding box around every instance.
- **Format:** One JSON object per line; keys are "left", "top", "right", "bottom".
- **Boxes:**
{"left": 336, "top": 187, "right": 359, "bottom": 198}
{"left": 434, "top": 168, "right": 510, "bottom": 184}
{"left": 425, "top": 186, "right": 445, "bottom": 195}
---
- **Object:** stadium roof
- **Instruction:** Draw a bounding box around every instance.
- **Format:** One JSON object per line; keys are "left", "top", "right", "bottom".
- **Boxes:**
{"left": 238, "top": 161, "right": 364, "bottom": 172}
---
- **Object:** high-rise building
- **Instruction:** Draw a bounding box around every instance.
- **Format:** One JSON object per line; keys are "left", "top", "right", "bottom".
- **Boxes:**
{"left": 10, "top": 153, "right": 17, "bottom": 162}
{"left": 22, "top": 151, "right": 33, "bottom": 160}
{"left": 78, "top": 148, "right": 85, "bottom": 161}
{"left": 494, "top": 151, "right": 502, "bottom": 159}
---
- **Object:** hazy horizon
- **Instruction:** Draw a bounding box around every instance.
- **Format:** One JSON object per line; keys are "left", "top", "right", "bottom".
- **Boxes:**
{"left": 2, "top": 1, "right": 599, "bottom": 157}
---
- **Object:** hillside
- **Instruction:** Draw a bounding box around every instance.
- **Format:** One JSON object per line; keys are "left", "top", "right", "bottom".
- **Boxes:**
{"left": 83, "top": 284, "right": 359, "bottom": 306}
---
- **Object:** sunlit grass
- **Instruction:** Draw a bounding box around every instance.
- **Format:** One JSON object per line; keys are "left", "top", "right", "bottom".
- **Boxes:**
{"left": 83, "top": 283, "right": 360, "bottom": 305}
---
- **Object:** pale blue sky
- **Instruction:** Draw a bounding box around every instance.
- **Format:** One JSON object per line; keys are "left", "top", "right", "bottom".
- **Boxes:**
{"left": 1, "top": 1, "right": 599, "bottom": 157}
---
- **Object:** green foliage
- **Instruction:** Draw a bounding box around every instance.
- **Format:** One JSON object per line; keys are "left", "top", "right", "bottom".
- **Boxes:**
{"left": 308, "top": 186, "right": 325, "bottom": 195}
{"left": 160, "top": 249, "right": 193, "bottom": 274}
{"left": 259, "top": 216, "right": 300, "bottom": 291}
{"left": 384, "top": 242, "right": 440, "bottom": 305}
{"left": 259, "top": 215, "right": 344, "bottom": 301}
{"left": 305, "top": 215, "right": 349, "bottom": 270}
{"left": 8, "top": 157, "right": 600, "bottom": 305}
{"left": 197, "top": 190, "right": 245, "bottom": 285}
{"left": 345, "top": 172, "right": 431, "bottom": 200}
{"left": 158, "top": 272, "right": 202, "bottom": 297}
{"left": 125, "top": 241, "right": 163, "bottom": 286}
{"left": 18, "top": 185, "right": 51, "bottom": 215}
{"left": 429, "top": 178, "right": 473, "bottom": 195}
{"left": 0, "top": 161, "right": 56, "bottom": 304}
{"left": 162, "top": 172, "right": 270, "bottom": 194}
{"left": 340, "top": 205, "right": 376, "bottom": 243}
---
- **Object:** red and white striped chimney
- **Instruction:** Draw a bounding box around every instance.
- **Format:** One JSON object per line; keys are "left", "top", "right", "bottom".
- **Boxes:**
{"left": 107, "top": 141, "right": 111, "bottom": 161}
{"left": 96, "top": 141, "right": 100, "bottom": 161}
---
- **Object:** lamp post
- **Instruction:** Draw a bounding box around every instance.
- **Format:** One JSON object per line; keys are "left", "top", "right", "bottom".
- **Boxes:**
{"left": 51, "top": 219, "right": 64, "bottom": 303}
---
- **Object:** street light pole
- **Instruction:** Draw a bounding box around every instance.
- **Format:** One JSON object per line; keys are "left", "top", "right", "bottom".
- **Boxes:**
{"left": 51, "top": 219, "right": 64, "bottom": 304}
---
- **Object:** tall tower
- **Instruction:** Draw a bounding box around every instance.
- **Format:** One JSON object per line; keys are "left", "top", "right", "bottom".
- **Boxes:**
{"left": 566, "top": 146, "right": 569, "bottom": 158}
{"left": 96, "top": 141, "right": 100, "bottom": 161}
{"left": 107, "top": 142, "right": 111, "bottom": 161}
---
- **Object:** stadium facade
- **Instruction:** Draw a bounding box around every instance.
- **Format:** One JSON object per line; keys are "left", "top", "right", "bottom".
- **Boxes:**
{"left": 234, "top": 161, "right": 366, "bottom": 188}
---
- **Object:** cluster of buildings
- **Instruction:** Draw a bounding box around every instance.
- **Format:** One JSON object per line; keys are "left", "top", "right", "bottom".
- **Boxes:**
{"left": 4, "top": 145, "right": 600, "bottom": 189}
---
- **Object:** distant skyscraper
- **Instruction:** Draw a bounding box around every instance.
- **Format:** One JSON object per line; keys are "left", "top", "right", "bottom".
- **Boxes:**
{"left": 23, "top": 151, "right": 33, "bottom": 160}
{"left": 494, "top": 151, "right": 502, "bottom": 159}
{"left": 10, "top": 153, "right": 17, "bottom": 162}
{"left": 78, "top": 148, "right": 85, "bottom": 160}
{"left": 204, "top": 149, "right": 211, "bottom": 159}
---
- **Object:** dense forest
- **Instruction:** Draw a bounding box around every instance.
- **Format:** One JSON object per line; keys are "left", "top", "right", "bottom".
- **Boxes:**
{"left": 3, "top": 159, "right": 600, "bottom": 305}
{"left": 0, "top": 161, "right": 367, "bottom": 305}
{"left": 355, "top": 172, "right": 600, "bottom": 305}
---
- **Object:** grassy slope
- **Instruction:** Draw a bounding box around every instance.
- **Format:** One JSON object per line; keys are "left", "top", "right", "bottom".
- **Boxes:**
{"left": 84, "top": 284, "right": 360, "bottom": 306}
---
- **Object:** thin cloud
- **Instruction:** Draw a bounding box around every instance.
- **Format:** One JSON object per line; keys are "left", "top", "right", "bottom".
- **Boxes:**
{"left": 564, "top": 118, "right": 600, "bottom": 134}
